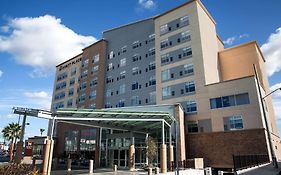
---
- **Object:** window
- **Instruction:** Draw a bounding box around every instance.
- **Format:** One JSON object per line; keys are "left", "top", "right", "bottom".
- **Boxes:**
{"left": 82, "top": 59, "right": 89, "bottom": 67}
{"left": 70, "top": 67, "right": 76, "bottom": 76}
{"left": 161, "top": 54, "right": 169, "bottom": 64}
{"left": 132, "top": 81, "right": 139, "bottom": 90}
{"left": 185, "top": 81, "right": 196, "bottom": 93}
{"left": 161, "top": 69, "right": 171, "bottom": 81}
{"left": 92, "top": 66, "right": 99, "bottom": 74}
{"left": 80, "top": 82, "right": 87, "bottom": 91}
{"left": 120, "top": 71, "right": 126, "bottom": 80}
{"left": 121, "top": 46, "right": 127, "bottom": 53}
{"left": 160, "top": 24, "right": 168, "bottom": 35}
{"left": 118, "top": 99, "right": 125, "bottom": 107}
{"left": 67, "top": 99, "right": 73, "bottom": 107}
{"left": 161, "top": 39, "right": 169, "bottom": 49}
{"left": 149, "top": 61, "right": 155, "bottom": 71}
{"left": 65, "top": 130, "right": 78, "bottom": 152}
{"left": 68, "top": 88, "right": 74, "bottom": 96}
{"left": 210, "top": 93, "right": 250, "bottom": 109}
{"left": 80, "top": 129, "right": 96, "bottom": 151}
{"left": 89, "top": 103, "right": 96, "bottom": 109}
{"left": 162, "top": 86, "right": 171, "bottom": 98}
{"left": 57, "top": 72, "right": 67, "bottom": 81}
{"left": 236, "top": 93, "right": 250, "bottom": 105}
{"left": 109, "top": 51, "right": 114, "bottom": 59}
{"left": 131, "top": 96, "right": 139, "bottom": 106}
{"left": 148, "top": 34, "right": 155, "bottom": 42}
{"left": 183, "top": 47, "right": 192, "bottom": 57}
{"left": 79, "top": 93, "right": 86, "bottom": 103}
{"left": 108, "top": 63, "right": 113, "bottom": 71}
{"left": 81, "top": 70, "right": 88, "bottom": 79}
{"left": 69, "top": 78, "right": 75, "bottom": 86}
{"left": 132, "top": 67, "right": 139, "bottom": 75}
{"left": 132, "top": 41, "right": 140, "bottom": 49}
{"left": 181, "top": 31, "right": 191, "bottom": 41}
{"left": 180, "top": 15, "right": 189, "bottom": 26}
{"left": 105, "top": 102, "right": 111, "bottom": 108}
{"left": 90, "top": 77, "right": 98, "bottom": 86}
{"left": 149, "top": 47, "right": 155, "bottom": 56}
{"left": 56, "top": 81, "right": 67, "bottom": 90}
{"left": 186, "top": 101, "right": 197, "bottom": 113}
{"left": 93, "top": 54, "right": 99, "bottom": 63}
{"left": 120, "top": 58, "right": 126, "bottom": 67}
{"left": 119, "top": 84, "right": 126, "bottom": 94}
{"left": 54, "top": 91, "right": 65, "bottom": 100}
{"left": 106, "top": 89, "right": 112, "bottom": 97}
{"left": 184, "top": 64, "right": 194, "bottom": 75}
{"left": 149, "top": 75, "right": 156, "bottom": 86}
{"left": 187, "top": 121, "right": 198, "bottom": 133}
{"left": 228, "top": 116, "right": 243, "bottom": 130}
{"left": 132, "top": 54, "right": 139, "bottom": 62}
{"left": 89, "top": 90, "right": 96, "bottom": 100}
{"left": 149, "top": 91, "right": 156, "bottom": 103}
{"left": 106, "top": 76, "right": 113, "bottom": 83}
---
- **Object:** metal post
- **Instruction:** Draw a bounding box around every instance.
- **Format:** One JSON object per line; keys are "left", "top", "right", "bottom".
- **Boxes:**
{"left": 15, "top": 113, "right": 27, "bottom": 163}
{"left": 162, "top": 121, "right": 165, "bottom": 145}
{"left": 89, "top": 159, "right": 94, "bottom": 173}
{"left": 175, "top": 121, "right": 179, "bottom": 175}
{"left": 253, "top": 64, "right": 278, "bottom": 168}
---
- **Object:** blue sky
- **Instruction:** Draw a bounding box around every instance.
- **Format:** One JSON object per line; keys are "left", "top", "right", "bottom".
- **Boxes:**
{"left": 0, "top": 0, "right": 281, "bottom": 141}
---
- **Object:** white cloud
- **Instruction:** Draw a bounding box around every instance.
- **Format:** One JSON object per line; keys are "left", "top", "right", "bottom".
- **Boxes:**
{"left": 273, "top": 98, "right": 281, "bottom": 121}
{"left": 24, "top": 91, "right": 48, "bottom": 99}
{"left": 0, "top": 70, "right": 3, "bottom": 78}
{"left": 0, "top": 15, "right": 97, "bottom": 77}
{"left": 223, "top": 33, "right": 249, "bottom": 46}
{"left": 261, "top": 27, "right": 281, "bottom": 77}
{"left": 138, "top": 0, "right": 156, "bottom": 10}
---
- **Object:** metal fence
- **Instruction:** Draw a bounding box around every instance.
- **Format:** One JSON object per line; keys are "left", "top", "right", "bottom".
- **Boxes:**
{"left": 233, "top": 154, "right": 270, "bottom": 171}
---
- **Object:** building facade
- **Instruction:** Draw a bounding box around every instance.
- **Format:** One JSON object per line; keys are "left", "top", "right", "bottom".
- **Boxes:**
{"left": 50, "top": 0, "right": 281, "bottom": 169}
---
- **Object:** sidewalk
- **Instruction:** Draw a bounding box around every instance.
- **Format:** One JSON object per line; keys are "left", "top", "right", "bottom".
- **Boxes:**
{"left": 238, "top": 163, "right": 281, "bottom": 175}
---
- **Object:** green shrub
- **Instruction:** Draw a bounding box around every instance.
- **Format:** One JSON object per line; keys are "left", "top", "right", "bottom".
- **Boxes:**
{"left": 0, "top": 163, "right": 39, "bottom": 175}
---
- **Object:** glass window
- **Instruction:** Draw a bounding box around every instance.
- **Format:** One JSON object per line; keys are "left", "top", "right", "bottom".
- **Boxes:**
{"left": 184, "top": 64, "right": 194, "bottom": 75}
{"left": 183, "top": 47, "right": 192, "bottom": 57}
{"left": 90, "top": 77, "right": 98, "bottom": 86}
{"left": 81, "top": 82, "right": 87, "bottom": 90}
{"left": 180, "top": 15, "right": 189, "bottom": 26}
{"left": 120, "top": 71, "right": 126, "bottom": 79}
{"left": 82, "top": 59, "right": 89, "bottom": 67}
{"left": 106, "top": 89, "right": 112, "bottom": 97}
{"left": 69, "top": 78, "right": 75, "bottom": 86}
{"left": 92, "top": 65, "right": 99, "bottom": 73}
{"left": 131, "top": 81, "right": 139, "bottom": 90}
{"left": 65, "top": 130, "right": 78, "bottom": 152}
{"left": 229, "top": 116, "right": 243, "bottom": 130}
{"left": 67, "top": 99, "right": 73, "bottom": 107}
{"left": 81, "top": 70, "right": 88, "bottom": 79}
{"left": 109, "top": 51, "right": 114, "bottom": 59}
{"left": 89, "top": 103, "right": 96, "bottom": 109}
{"left": 149, "top": 75, "right": 156, "bottom": 86}
{"left": 160, "top": 39, "right": 169, "bottom": 49}
{"left": 132, "top": 54, "right": 139, "bottom": 62}
{"left": 160, "top": 24, "right": 168, "bottom": 35}
{"left": 93, "top": 54, "right": 99, "bottom": 63}
{"left": 161, "top": 54, "right": 169, "bottom": 64}
{"left": 149, "top": 91, "right": 156, "bottom": 103}
{"left": 80, "top": 129, "right": 96, "bottom": 151}
{"left": 132, "top": 41, "right": 140, "bottom": 49}
{"left": 131, "top": 96, "right": 139, "bottom": 106}
{"left": 185, "top": 81, "right": 196, "bottom": 93}
{"left": 222, "top": 95, "right": 235, "bottom": 107}
{"left": 149, "top": 47, "right": 155, "bottom": 56}
{"left": 187, "top": 121, "right": 198, "bottom": 133}
{"left": 108, "top": 63, "right": 113, "bottom": 71}
{"left": 235, "top": 93, "right": 250, "bottom": 105}
{"left": 149, "top": 61, "right": 155, "bottom": 70}
{"left": 70, "top": 67, "right": 76, "bottom": 76}
{"left": 162, "top": 86, "right": 171, "bottom": 98}
{"left": 79, "top": 93, "right": 86, "bottom": 103}
{"left": 121, "top": 46, "right": 127, "bottom": 53}
{"left": 119, "top": 84, "right": 126, "bottom": 94}
{"left": 148, "top": 34, "right": 155, "bottom": 42}
{"left": 132, "top": 67, "right": 139, "bottom": 75}
{"left": 161, "top": 69, "right": 171, "bottom": 81}
{"left": 181, "top": 31, "right": 191, "bottom": 41}
{"left": 186, "top": 101, "right": 197, "bottom": 113}
{"left": 120, "top": 58, "right": 126, "bottom": 67}
{"left": 118, "top": 99, "right": 125, "bottom": 107}
{"left": 89, "top": 90, "right": 96, "bottom": 100}
{"left": 68, "top": 88, "right": 74, "bottom": 96}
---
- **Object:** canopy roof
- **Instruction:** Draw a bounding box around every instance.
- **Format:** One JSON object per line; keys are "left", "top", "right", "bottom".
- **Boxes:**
{"left": 13, "top": 104, "right": 180, "bottom": 134}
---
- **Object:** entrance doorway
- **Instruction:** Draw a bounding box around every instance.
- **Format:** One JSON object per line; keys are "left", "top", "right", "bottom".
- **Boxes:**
{"left": 110, "top": 149, "right": 129, "bottom": 168}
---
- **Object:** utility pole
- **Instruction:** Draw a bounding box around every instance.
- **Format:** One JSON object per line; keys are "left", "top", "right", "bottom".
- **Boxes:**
{"left": 14, "top": 112, "right": 27, "bottom": 163}
{"left": 253, "top": 64, "right": 278, "bottom": 168}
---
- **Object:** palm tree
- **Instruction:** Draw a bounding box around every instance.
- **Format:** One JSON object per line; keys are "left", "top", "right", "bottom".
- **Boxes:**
{"left": 40, "top": 128, "right": 45, "bottom": 136}
{"left": 1, "top": 123, "right": 21, "bottom": 161}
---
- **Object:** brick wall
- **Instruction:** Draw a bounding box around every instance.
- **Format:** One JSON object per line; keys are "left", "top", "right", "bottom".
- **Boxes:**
{"left": 186, "top": 128, "right": 269, "bottom": 168}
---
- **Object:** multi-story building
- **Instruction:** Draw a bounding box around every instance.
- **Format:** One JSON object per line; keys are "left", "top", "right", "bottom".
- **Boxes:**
{"left": 50, "top": 0, "right": 281, "bottom": 170}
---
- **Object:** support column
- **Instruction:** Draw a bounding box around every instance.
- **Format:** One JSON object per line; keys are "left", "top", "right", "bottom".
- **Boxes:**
{"left": 15, "top": 113, "right": 27, "bottom": 164}
{"left": 128, "top": 144, "right": 135, "bottom": 171}
{"left": 160, "top": 144, "right": 167, "bottom": 173}
{"left": 42, "top": 139, "right": 51, "bottom": 175}
{"left": 168, "top": 144, "right": 174, "bottom": 171}
{"left": 47, "top": 140, "right": 54, "bottom": 175}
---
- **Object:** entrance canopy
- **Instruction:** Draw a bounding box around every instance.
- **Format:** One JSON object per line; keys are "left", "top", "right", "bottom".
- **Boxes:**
{"left": 13, "top": 104, "right": 179, "bottom": 133}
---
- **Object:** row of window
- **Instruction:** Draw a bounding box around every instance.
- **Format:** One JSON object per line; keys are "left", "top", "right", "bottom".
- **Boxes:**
{"left": 161, "top": 47, "right": 192, "bottom": 65}
{"left": 160, "top": 15, "right": 189, "bottom": 36}
{"left": 161, "top": 30, "right": 191, "bottom": 50}
{"left": 162, "top": 81, "right": 196, "bottom": 99}
{"left": 78, "top": 90, "right": 97, "bottom": 103}
{"left": 161, "top": 64, "right": 194, "bottom": 82}
{"left": 81, "top": 54, "right": 100, "bottom": 68}
{"left": 210, "top": 93, "right": 250, "bottom": 109}
{"left": 105, "top": 92, "right": 156, "bottom": 108}
{"left": 108, "top": 34, "right": 155, "bottom": 60}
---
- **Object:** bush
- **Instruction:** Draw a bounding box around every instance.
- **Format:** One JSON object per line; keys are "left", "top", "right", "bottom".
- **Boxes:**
{"left": 0, "top": 163, "right": 39, "bottom": 175}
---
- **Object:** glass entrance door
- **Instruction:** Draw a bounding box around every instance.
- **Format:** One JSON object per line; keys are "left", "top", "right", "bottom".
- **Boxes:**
{"left": 111, "top": 149, "right": 128, "bottom": 168}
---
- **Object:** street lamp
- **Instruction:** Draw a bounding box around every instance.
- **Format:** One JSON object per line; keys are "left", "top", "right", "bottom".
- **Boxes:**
{"left": 253, "top": 64, "right": 280, "bottom": 168}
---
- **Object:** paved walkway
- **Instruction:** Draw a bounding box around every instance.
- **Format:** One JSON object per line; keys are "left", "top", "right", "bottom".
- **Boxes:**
{"left": 238, "top": 163, "right": 281, "bottom": 175}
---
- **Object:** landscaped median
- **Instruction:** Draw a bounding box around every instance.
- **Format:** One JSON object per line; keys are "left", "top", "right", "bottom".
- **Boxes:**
{"left": 0, "top": 163, "right": 39, "bottom": 175}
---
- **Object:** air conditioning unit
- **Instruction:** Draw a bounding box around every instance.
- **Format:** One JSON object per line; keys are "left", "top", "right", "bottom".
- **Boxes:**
{"left": 205, "top": 167, "right": 212, "bottom": 175}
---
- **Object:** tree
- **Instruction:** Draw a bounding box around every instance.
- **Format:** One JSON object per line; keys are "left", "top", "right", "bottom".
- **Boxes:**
{"left": 146, "top": 136, "right": 157, "bottom": 167}
{"left": 1, "top": 123, "right": 21, "bottom": 161}
{"left": 39, "top": 128, "right": 45, "bottom": 136}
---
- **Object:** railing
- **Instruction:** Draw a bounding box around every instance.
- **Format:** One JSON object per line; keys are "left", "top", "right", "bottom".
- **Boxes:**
{"left": 233, "top": 154, "right": 270, "bottom": 171}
